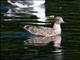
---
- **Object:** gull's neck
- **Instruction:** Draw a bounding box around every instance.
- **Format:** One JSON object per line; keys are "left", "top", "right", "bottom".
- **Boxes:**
{"left": 53, "top": 23, "right": 61, "bottom": 34}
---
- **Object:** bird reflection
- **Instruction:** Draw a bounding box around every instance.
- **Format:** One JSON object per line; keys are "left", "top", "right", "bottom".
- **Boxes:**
{"left": 24, "top": 40, "right": 63, "bottom": 60}
{"left": 24, "top": 35, "right": 62, "bottom": 49}
{"left": 48, "top": 52, "right": 64, "bottom": 60}
{"left": 24, "top": 35, "right": 63, "bottom": 60}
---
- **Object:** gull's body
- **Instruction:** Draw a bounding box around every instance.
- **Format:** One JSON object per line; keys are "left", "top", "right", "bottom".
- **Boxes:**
{"left": 24, "top": 16, "right": 64, "bottom": 37}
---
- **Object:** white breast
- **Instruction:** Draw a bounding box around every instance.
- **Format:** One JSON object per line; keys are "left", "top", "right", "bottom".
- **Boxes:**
{"left": 53, "top": 23, "right": 61, "bottom": 35}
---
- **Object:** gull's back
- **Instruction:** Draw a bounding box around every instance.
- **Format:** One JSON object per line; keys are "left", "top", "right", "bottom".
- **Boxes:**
{"left": 24, "top": 25, "right": 56, "bottom": 37}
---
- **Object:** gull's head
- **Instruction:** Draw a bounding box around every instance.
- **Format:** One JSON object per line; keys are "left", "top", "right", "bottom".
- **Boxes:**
{"left": 54, "top": 16, "right": 64, "bottom": 24}
{"left": 47, "top": 15, "right": 64, "bottom": 24}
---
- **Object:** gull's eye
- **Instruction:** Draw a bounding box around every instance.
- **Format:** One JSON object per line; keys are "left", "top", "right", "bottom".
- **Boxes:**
{"left": 55, "top": 19, "right": 59, "bottom": 21}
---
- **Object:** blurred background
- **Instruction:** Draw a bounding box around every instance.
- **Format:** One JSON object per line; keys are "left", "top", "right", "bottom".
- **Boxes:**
{"left": 0, "top": 0, "right": 80, "bottom": 60}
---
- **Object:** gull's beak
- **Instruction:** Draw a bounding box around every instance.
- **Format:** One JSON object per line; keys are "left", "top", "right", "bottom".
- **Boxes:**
{"left": 61, "top": 20, "right": 65, "bottom": 23}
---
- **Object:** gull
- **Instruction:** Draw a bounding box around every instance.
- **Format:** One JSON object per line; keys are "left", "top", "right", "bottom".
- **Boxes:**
{"left": 24, "top": 16, "right": 64, "bottom": 37}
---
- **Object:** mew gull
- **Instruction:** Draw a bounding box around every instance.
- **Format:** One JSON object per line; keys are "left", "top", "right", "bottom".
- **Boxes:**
{"left": 24, "top": 16, "right": 64, "bottom": 37}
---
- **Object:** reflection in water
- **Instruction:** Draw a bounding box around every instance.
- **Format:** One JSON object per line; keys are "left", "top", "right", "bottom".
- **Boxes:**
{"left": 52, "top": 53, "right": 63, "bottom": 60}
{"left": 24, "top": 34, "right": 63, "bottom": 60}
{"left": 24, "top": 35, "right": 62, "bottom": 48}
{"left": 4, "top": 0, "right": 46, "bottom": 22}
{"left": 24, "top": 44, "right": 63, "bottom": 60}
{"left": 24, "top": 35, "right": 63, "bottom": 60}
{"left": 0, "top": 32, "right": 31, "bottom": 38}
{"left": 23, "top": 51, "right": 64, "bottom": 60}
{"left": 32, "top": 1, "right": 46, "bottom": 22}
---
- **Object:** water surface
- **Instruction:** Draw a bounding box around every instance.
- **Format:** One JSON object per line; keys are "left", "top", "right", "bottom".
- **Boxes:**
{"left": 1, "top": 0, "right": 80, "bottom": 60}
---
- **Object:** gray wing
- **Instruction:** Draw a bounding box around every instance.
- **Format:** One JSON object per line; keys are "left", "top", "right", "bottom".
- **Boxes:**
{"left": 24, "top": 25, "right": 56, "bottom": 36}
{"left": 24, "top": 25, "right": 40, "bottom": 33}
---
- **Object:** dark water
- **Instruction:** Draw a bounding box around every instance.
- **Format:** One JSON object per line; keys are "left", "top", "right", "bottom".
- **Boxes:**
{"left": 1, "top": 0, "right": 80, "bottom": 60}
